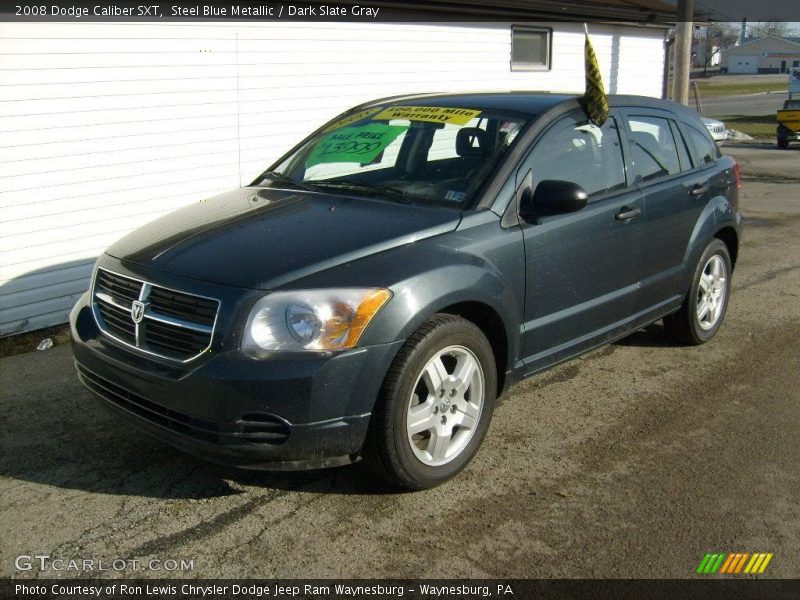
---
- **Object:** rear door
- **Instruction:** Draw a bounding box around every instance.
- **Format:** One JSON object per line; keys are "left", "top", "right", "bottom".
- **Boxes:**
{"left": 619, "top": 108, "right": 710, "bottom": 314}
{"left": 517, "top": 110, "right": 643, "bottom": 371}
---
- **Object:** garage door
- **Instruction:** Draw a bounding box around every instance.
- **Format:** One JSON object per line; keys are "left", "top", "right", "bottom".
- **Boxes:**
{"left": 728, "top": 55, "right": 759, "bottom": 74}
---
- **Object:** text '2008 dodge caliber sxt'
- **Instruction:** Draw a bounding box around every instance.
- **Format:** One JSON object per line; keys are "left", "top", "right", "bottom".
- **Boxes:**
{"left": 70, "top": 92, "right": 742, "bottom": 489}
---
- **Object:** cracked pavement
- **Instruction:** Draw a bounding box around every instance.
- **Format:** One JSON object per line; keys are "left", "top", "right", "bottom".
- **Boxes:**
{"left": 1, "top": 144, "right": 798, "bottom": 579}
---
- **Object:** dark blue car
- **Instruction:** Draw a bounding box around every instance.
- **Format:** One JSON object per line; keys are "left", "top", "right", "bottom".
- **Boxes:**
{"left": 70, "top": 92, "right": 742, "bottom": 489}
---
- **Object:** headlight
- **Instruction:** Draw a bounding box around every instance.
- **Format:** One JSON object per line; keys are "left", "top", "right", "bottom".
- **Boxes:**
{"left": 242, "top": 288, "right": 392, "bottom": 353}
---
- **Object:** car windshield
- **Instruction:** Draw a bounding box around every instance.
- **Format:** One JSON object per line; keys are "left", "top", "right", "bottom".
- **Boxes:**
{"left": 255, "top": 104, "right": 529, "bottom": 208}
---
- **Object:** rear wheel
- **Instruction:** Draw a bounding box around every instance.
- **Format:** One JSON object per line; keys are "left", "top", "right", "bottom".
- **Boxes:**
{"left": 363, "top": 314, "right": 497, "bottom": 490}
{"left": 777, "top": 125, "right": 790, "bottom": 149}
{"left": 663, "top": 239, "right": 732, "bottom": 345}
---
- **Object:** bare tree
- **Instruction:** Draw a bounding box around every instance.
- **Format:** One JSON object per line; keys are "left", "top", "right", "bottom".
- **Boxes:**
{"left": 747, "top": 21, "right": 789, "bottom": 39}
{"left": 708, "top": 23, "right": 739, "bottom": 49}
{"left": 699, "top": 23, "right": 738, "bottom": 72}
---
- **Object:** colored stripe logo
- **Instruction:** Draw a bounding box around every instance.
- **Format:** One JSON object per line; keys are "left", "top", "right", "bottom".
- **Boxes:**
{"left": 697, "top": 552, "right": 773, "bottom": 574}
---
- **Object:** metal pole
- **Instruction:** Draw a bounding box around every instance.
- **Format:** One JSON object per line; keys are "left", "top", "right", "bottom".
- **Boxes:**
{"left": 672, "top": 0, "right": 693, "bottom": 105}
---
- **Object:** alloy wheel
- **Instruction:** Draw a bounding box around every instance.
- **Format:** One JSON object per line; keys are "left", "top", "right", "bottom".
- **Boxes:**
{"left": 696, "top": 254, "right": 727, "bottom": 331}
{"left": 405, "top": 345, "right": 485, "bottom": 467}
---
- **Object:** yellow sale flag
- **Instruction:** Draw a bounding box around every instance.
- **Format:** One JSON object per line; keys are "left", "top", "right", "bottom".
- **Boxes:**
{"left": 583, "top": 24, "right": 609, "bottom": 126}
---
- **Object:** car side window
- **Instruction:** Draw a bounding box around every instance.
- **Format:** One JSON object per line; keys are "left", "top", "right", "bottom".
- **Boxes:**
{"left": 528, "top": 116, "right": 626, "bottom": 198}
{"left": 627, "top": 116, "right": 681, "bottom": 182}
{"left": 685, "top": 125, "right": 719, "bottom": 165}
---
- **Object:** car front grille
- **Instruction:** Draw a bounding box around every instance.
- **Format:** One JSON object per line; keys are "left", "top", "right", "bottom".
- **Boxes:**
{"left": 93, "top": 268, "right": 220, "bottom": 362}
{"left": 76, "top": 364, "right": 290, "bottom": 446}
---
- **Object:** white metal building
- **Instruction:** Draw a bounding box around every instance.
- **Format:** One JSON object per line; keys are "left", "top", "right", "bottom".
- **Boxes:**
{"left": 721, "top": 35, "right": 800, "bottom": 74}
{"left": 0, "top": 19, "right": 667, "bottom": 336}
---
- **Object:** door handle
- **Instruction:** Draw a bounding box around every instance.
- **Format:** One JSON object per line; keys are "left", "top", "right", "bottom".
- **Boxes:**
{"left": 615, "top": 207, "right": 641, "bottom": 221}
{"left": 689, "top": 184, "right": 708, "bottom": 197}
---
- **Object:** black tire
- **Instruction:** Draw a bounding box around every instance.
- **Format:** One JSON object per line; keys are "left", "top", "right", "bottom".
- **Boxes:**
{"left": 663, "top": 239, "right": 732, "bottom": 345}
{"left": 363, "top": 314, "right": 497, "bottom": 490}
{"left": 777, "top": 125, "right": 790, "bottom": 149}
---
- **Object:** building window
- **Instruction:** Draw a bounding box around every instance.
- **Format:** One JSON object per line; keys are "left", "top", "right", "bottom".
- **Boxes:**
{"left": 511, "top": 26, "right": 551, "bottom": 71}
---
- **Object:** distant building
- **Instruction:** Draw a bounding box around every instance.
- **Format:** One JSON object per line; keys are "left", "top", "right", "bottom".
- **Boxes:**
{"left": 721, "top": 35, "right": 800, "bottom": 74}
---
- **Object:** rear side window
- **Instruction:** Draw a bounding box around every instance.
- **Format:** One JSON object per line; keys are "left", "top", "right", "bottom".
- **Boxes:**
{"left": 685, "top": 125, "right": 719, "bottom": 165}
{"left": 529, "top": 116, "right": 626, "bottom": 198}
{"left": 627, "top": 116, "right": 681, "bottom": 182}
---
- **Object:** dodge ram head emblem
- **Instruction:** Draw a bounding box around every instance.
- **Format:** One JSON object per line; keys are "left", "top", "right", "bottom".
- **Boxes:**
{"left": 131, "top": 301, "right": 146, "bottom": 324}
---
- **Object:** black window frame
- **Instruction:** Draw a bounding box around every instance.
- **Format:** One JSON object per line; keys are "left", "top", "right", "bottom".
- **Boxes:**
{"left": 669, "top": 120, "right": 694, "bottom": 172}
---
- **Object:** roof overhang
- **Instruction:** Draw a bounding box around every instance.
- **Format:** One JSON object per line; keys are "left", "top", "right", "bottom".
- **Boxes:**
{"left": 354, "top": 1, "right": 799, "bottom": 24}
{"left": 335, "top": 0, "right": 682, "bottom": 24}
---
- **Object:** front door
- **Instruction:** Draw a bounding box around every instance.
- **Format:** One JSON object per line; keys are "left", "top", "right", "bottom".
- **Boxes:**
{"left": 517, "top": 111, "right": 643, "bottom": 372}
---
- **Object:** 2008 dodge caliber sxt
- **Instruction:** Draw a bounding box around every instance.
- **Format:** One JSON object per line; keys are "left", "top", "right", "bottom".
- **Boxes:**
{"left": 71, "top": 92, "right": 742, "bottom": 489}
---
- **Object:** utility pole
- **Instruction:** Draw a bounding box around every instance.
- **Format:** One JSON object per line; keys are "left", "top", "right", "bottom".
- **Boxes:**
{"left": 672, "top": 0, "right": 693, "bottom": 105}
{"left": 662, "top": 35, "right": 675, "bottom": 99}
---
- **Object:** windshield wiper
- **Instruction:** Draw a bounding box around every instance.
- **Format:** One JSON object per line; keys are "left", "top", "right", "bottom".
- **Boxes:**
{"left": 256, "top": 171, "right": 315, "bottom": 192}
{"left": 304, "top": 180, "right": 413, "bottom": 204}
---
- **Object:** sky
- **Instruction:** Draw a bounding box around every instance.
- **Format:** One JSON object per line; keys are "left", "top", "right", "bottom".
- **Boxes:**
{"left": 689, "top": 0, "right": 800, "bottom": 22}
{"left": 748, "top": 21, "right": 800, "bottom": 34}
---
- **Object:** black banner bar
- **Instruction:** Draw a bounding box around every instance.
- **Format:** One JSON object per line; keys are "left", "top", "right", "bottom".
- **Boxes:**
{"left": 3, "top": 0, "right": 800, "bottom": 23}
{"left": 3, "top": 579, "right": 800, "bottom": 600}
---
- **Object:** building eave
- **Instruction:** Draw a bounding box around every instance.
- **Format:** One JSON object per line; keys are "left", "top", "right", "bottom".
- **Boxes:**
{"left": 332, "top": 0, "right": 683, "bottom": 24}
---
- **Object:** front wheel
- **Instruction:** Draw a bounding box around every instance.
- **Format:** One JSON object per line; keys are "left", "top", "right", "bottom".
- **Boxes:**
{"left": 363, "top": 314, "right": 497, "bottom": 490}
{"left": 663, "top": 239, "right": 732, "bottom": 345}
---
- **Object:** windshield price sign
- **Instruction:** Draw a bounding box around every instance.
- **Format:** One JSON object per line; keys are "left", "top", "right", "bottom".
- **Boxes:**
{"left": 306, "top": 123, "right": 408, "bottom": 167}
{"left": 373, "top": 106, "right": 481, "bottom": 125}
{"left": 322, "top": 108, "right": 384, "bottom": 132}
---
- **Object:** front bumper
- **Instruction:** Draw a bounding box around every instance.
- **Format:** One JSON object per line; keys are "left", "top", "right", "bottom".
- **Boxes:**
{"left": 70, "top": 285, "right": 403, "bottom": 470}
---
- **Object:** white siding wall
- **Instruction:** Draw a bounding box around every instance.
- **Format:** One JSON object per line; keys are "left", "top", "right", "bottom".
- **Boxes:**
{"left": 0, "top": 21, "right": 665, "bottom": 336}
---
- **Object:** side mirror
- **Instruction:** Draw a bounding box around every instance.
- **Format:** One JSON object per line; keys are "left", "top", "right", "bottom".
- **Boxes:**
{"left": 519, "top": 179, "right": 588, "bottom": 221}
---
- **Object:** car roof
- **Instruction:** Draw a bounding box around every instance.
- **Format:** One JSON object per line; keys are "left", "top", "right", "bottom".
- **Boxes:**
{"left": 362, "top": 91, "right": 700, "bottom": 121}
{"left": 375, "top": 92, "right": 578, "bottom": 116}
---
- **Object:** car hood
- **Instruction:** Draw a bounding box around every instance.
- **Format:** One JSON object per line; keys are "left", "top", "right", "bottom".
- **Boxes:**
{"left": 106, "top": 186, "right": 461, "bottom": 290}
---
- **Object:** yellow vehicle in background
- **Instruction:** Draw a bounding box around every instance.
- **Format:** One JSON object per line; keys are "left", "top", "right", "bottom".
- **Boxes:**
{"left": 777, "top": 68, "right": 800, "bottom": 149}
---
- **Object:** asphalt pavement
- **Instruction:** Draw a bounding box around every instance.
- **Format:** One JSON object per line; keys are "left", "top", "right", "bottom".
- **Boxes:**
{"left": 702, "top": 92, "right": 788, "bottom": 118}
{"left": 1, "top": 144, "right": 798, "bottom": 579}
